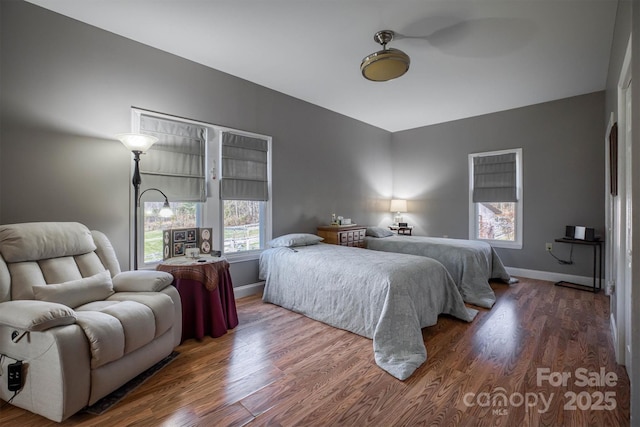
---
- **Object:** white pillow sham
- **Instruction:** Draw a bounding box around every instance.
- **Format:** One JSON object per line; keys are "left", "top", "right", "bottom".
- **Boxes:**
{"left": 366, "top": 227, "right": 394, "bottom": 238}
{"left": 268, "top": 233, "right": 324, "bottom": 248}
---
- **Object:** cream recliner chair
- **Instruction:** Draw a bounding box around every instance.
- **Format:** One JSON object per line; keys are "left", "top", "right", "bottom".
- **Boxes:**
{"left": 0, "top": 222, "right": 182, "bottom": 422}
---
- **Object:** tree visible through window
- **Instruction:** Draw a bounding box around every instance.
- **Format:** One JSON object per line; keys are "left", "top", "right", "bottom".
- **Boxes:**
{"left": 223, "top": 200, "right": 264, "bottom": 253}
{"left": 477, "top": 202, "right": 516, "bottom": 241}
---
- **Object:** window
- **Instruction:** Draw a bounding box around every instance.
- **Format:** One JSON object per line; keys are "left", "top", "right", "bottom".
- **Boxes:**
{"left": 219, "top": 131, "right": 270, "bottom": 256}
{"left": 142, "top": 201, "right": 200, "bottom": 263}
{"left": 223, "top": 200, "right": 266, "bottom": 253}
{"left": 132, "top": 109, "right": 272, "bottom": 266}
{"left": 468, "top": 149, "right": 522, "bottom": 249}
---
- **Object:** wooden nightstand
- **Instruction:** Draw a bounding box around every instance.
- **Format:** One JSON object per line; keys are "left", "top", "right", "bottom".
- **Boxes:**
{"left": 317, "top": 225, "right": 367, "bottom": 248}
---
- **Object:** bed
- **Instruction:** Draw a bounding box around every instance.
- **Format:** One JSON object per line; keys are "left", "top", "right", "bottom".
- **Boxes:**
{"left": 259, "top": 239, "right": 478, "bottom": 380}
{"left": 364, "top": 229, "right": 511, "bottom": 308}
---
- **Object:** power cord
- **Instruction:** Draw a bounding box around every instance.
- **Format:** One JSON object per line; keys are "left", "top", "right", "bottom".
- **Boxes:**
{"left": 548, "top": 244, "right": 574, "bottom": 265}
{"left": 1, "top": 390, "right": 19, "bottom": 407}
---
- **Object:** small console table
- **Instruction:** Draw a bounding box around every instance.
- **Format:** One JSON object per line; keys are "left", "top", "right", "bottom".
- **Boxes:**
{"left": 553, "top": 238, "right": 603, "bottom": 293}
{"left": 389, "top": 225, "right": 413, "bottom": 235}
{"left": 157, "top": 256, "right": 238, "bottom": 342}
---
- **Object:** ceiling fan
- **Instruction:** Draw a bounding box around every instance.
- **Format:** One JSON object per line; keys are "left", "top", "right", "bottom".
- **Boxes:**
{"left": 360, "top": 30, "right": 410, "bottom": 82}
{"left": 359, "top": 17, "right": 535, "bottom": 82}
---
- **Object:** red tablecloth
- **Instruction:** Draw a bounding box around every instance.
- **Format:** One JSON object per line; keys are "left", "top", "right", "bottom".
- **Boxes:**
{"left": 157, "top": 259, "right": 239, "bottom": 342}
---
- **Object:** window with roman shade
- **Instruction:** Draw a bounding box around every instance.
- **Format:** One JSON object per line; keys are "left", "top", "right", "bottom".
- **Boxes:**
{"left": 220, "top": 132, "right": 269, "bottom": 201}
{"left": 131, "top": 108, "right": 273, "bottom": 264}
{"left": 472, "top": 152, "right": 517, "bottom": 203}
{"left": 468, "top": 148, "right": 523, "bottom": 249}
{"left": 139, "top": 114, "right": 207, "bottom": 202}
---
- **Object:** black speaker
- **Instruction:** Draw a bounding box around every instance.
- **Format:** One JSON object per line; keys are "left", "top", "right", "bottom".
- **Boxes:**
{"left": 584, "top": 227, "right": 596, "bottom": 241}
{"left": 565, "top": 226, "right": 575, "bottom": 239}
{"left": 566, "top": 225, "right": 596, "bottom": 241}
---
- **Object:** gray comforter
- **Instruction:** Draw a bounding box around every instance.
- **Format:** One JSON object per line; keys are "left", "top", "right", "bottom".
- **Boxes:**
{"left": 259, "top": 243, "right": 477, "bottom": 380}
{"left": 364, "top": 235, "right": 511, "bottom": 308}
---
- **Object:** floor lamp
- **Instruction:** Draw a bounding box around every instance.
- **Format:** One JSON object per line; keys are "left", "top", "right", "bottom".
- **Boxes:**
{"left": 118, "top": 133, "right": 158, "bottom": 270}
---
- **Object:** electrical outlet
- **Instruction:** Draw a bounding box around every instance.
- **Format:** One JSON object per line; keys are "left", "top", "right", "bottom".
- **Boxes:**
{"left": 545, "top": 243, "right": 553, "bottom": 252}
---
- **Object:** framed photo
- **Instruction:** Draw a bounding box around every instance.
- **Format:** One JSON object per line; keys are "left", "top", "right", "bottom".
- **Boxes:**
{"left": 173, "top": 242, "right": 185, "bottom": 256}
{"left": 173, "top": 230, "right": 187, "bottom": 242}
{"left": 164, "top": 227, "right": 214, "bottom": 259}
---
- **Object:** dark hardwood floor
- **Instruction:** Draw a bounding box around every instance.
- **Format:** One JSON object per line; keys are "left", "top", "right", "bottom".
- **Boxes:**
{"left": 0, "top": 277, "right": 630, "bottom": 426}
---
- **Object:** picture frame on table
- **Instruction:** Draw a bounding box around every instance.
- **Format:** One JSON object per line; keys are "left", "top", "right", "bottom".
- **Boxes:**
{"left": 173, "top": 242, "right": 185, "bottom": 256}
{"left": 173, "top": 230, "right": 187, "bottom": 242}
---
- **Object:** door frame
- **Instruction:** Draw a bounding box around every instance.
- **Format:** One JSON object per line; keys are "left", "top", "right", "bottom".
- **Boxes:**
{"left": 612, "top": 32, "right": 632, "bottom": 375}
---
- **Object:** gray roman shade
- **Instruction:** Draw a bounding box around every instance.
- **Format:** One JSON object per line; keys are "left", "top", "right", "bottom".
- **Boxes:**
{"left": 139, "top": 115, "right": 206, "bottom": 202}
{"left": 220, "top": 132, "right": 269, "bottom": 201}
{"left": 472, "top": 153, "right": 518, "bottom": 203}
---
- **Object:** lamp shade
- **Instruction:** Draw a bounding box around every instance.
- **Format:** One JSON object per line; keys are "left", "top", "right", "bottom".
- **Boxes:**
{"left": 361, "top": 48, "right": 410, "bottom": 82}
{"left": 117, "top": 133, "right": 158, "bottom": 153}
{"left": 390, "top": 199, "right": 407, "bottom": 213}
{"left": 158, "top": 200, "right": 173, "bottom": 218}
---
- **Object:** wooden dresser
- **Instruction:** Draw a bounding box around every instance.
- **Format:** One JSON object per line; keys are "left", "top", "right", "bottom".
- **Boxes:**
{"left": 317, "top": 225, "right": 367, "bottom": 248}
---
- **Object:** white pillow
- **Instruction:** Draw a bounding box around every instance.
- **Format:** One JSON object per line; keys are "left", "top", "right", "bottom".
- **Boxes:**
{"left": 268, "top": 233, "right": 324, "bottom": 248}
{"left": 33, "top": 270, "right": 114, "bottom": 308}
{"left": 366, "top": 227, "right": 394, "bottom": 238}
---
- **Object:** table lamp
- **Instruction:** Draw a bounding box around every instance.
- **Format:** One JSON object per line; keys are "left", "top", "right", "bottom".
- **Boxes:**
{"left": 390, "top": 199, "right": 407, "bottom": 225}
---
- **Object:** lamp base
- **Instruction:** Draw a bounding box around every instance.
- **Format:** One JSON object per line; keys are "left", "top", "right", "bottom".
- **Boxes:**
{"left": 393, "top": 214, "right": 403, "bottom": 225}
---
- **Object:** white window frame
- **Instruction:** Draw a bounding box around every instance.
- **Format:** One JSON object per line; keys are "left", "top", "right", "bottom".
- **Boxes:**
{"left": 131, "top": 109, "right": 272, "bottom": 266}
{"left": 215, "top": 128, "right": 273, "bottom": 262}
{"left": 468, "top": 148, "right": 523, "bottom": 249}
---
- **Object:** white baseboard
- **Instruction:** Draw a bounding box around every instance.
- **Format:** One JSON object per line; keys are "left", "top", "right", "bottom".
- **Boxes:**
{"left": 234, "top": 281, "right": 265, "bottom": 299}
{"left": 505, "top": 267, "right": 596, "bottom": 288}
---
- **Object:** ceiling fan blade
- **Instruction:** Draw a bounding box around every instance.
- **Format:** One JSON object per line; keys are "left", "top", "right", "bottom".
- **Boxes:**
{"left": 396, "top": 17, "right": 537, "bottom": 58}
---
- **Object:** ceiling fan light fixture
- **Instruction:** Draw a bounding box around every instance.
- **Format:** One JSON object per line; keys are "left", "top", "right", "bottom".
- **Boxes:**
{"left": 361, "top": 30, "right": 410, "bottom": 82}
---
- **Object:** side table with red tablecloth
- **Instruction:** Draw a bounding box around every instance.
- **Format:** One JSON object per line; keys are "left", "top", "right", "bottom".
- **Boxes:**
{"left": 157, "top": 256, "right": 239, "bottom": 342}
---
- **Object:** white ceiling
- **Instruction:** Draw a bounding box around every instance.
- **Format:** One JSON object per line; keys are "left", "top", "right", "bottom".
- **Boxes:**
{"left": 26, "top": 0, "right": 618, "bottom": 132}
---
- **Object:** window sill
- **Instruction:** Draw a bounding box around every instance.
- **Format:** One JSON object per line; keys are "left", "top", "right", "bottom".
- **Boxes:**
{"left": 139, "top": 249, "right": 264, "bottom": 269}
{"left": 479, "top": 240, "right": 522, "bottom": 250}
{"left": 224, "top": 250, "right": 263, "bottom": 263}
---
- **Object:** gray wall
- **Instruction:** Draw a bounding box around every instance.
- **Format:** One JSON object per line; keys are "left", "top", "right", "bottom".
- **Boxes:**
{"left": 606, "top": 1, "right": 632, "bottom": 117}
{"left": 0, "top": 0, "right": 619, "bottom": 285}
{"left": 390, "top": 92, "right": 605, "bottom": 277}
{"left": 0, "top": 1, "right": 393, "bottom": 286}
